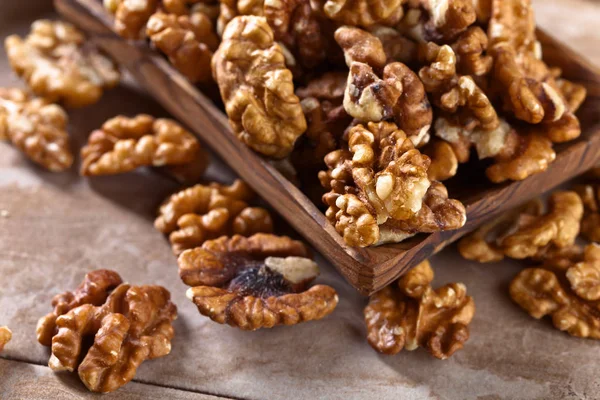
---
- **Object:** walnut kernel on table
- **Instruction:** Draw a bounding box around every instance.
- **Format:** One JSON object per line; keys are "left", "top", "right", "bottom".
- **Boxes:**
{"left": 0, "top": 326, "right": 11, "bottom": 352}
{"left": 37, "top": 269, "right": 177, "bottom": 393}
{"left": 0, "top": 88, "right": 73, "bottom": 172}
{"left": 80, "top": 114, "right": 208, "bottom": 181}
{"left": 155, "top": 179, "right": 273, "bottom": 254}
{"left": 180, "top": 233, "right": 338, "bottom": 330}
{"left": 5, "top": 20, "right": 120, "bottom": 108}
{"left": 510, "top": 243, "right": 600, "bottom": 339}
{"left": 365, "top": 260, "right": 475, "bottom": 359}
{"left": 212, "top": 16, "right": 306, "bottom": 159}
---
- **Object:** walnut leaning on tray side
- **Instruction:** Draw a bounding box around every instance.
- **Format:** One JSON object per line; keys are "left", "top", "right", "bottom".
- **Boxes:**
{"left": 179, "top": 233, "right": 338, "bottom": 330}
{"left": 365, "top": 260, "right": 475, "bottom": 359}
{"left": 0, "top": 88, "right": 73, "bottom": 172}
{"left": 155, "top": 179, "right": 274, "bottom": 254}
{"left": 212, "top": 16, "right": 307, "bottom": 159}
{"left": 80, "top": 114, "right": 208, "bottom": 182}
{"left": 0, "top": 326, "right": 11, "bottom": 352}
{"left": 37, "top": 269, "right": 177, "bottom": 393}
{"left": 5, "top": 20, "right": 120, "bottom": 108}
{"left": 510, "top": 243, "right": 600, "bottom": 339}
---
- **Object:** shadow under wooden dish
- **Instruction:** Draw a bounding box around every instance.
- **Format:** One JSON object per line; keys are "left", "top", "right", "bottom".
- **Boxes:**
{"left": 55, "top": 0, "right": 600, "bottom": 295}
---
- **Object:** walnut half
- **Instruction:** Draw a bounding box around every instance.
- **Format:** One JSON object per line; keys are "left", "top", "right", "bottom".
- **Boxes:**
{"left": 0, "top": 326, "right": 11, "bottom": 352}
{"left": 179, "top": 233, "right": 339, "bottom": 330}
{"left": 365, "top": 260, "right": 475, "bottom": 359}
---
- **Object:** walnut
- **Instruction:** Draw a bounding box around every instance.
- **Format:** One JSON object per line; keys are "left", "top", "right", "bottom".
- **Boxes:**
{"left": 334, "top": 26, "right": 387, "bottom": 69}
{"left": 41, "top": 271, "right": 177, "bottom": 393}
{"left": 147, "top": 10, "right": 219, "bottom": 83}
{"left": 180, "top": 234, "right": 339, "bottom": 330}
{"left": 0, "top": 326, "right": 11, "bottom": 352}
{"left": 574, "top": 184, "right": 600, "bottom": 243}
{"left": 344, "top": 61, "right": 432, "bottom": 140}
{"left": 500, "top": 191, "right": 583, "bottom": 260}
{"left": 510, "top": 243, "right": 600, "bottom": 339}
{"left": 319, "top": 122, "right": 465, "bottom": 246}
{"left": 105, "top": 0, "right": 158, "bottom": 39}
{"left": 264, "top": 0, "right": 328, "bottom": 69}
{"left": 217, "top": 0, "right": 265, "bottom": 35}
{"left": 5, "top": 20, "right": 120, "bottom": 108}
{"left": 458, "top": 199, "right": 543, "bottom": 263}
{"left": 451, "top": 26, "right": 492, "bottom": 76}
{"left": 365, "top": 260, "right": 475, "bottom": 359}
{"left": 36, "top": 270, "right": 124, "bottom": 346}
{"left": 370, "top": 26, "right": 418, "bottom": 64}
{"left": 155, "top": 180, "right": 273, "bottom": 254}
{"left": 0, "top": 88, "right": 73, "bottom": 172}
{"left": 212, "top": 16, "right": 306, "bottom": 159}
{"left": 321, "top": 0, "right": 405, "bottom": 28}
{"left": 423, "top": 139, "right": 458, "bottom": 181}
{"left": 555, "top": 77, "right": 586, "bottom": 113}
{"left": 400, "top": 0, "right": 477, "bottom": 42}
{"left": 486, "top": 130, "right": 556, "bottom": 183}
{"left": 296, "top": 71, "right": 347, "bottom": 102}
{"left": 80, "top": 114, "right": 207, "bottom": 179}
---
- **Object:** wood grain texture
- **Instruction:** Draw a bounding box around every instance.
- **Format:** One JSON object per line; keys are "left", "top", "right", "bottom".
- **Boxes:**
{"left": 55, "top": 0, "right": 600, "bottom": 295}
{"left": 0, "top": 359, "right": 231, "bottom": 400}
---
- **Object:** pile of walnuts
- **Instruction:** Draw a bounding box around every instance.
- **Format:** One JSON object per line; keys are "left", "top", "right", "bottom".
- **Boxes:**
{"left": 104, "top": 0, "right": 586, "bottom": 247}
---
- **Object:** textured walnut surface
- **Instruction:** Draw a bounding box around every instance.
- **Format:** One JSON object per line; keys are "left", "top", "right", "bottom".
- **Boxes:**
{"left": 0, "top": 327, "right": 11, "bottom": 352}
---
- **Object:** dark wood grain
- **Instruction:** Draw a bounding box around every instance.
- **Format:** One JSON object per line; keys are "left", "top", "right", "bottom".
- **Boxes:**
{"left": 55, "top": 0, "right": 600, "bottom": 295}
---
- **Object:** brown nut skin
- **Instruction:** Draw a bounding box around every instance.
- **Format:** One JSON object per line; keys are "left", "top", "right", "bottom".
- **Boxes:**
{"left": 510, "top": 244, "right": 600, "bottom": 339}
{"left": 424, "top": 140, "right": 458, "bottom": 181}
{"left": 334, "top": 26, "right": 387, "bottom": 69}
{"left": 452, "top": 26, "right": 492, "bottom": 77}
{"left": 574, "top": 184, "right": 600, "bottom": 243}
{"left": 365, "top": 260, "right": 475, "bottom": 359}
{"left": 106, "top": 0, "right": 158, "bottom": 39}
{"left": 80, "top": 114, "right": 207, "bottom": 178}
{"left": 0, "top": 88, "right": 73, "bottom": 172}
{"left": 36, "top": 269, "right": 123, "bottom": 347}
{"left": 212, "top": 16, "right": 307, "bottom": 159}
{"left": 147, "top": 10, "right": 219, "bottom": 83}
{"left": 321, "top": 0, "right": 405, "bottom": 28}
{"left": 217, "top": 0, "right": 265, "bottom": 36}
{"left": 48, "top": 282, "right": 177, "bottom": 393}
{"left": 5, "top": 20, "right": 120, "bottom": 108}
{"left": 179, "top": 234, "right": 338, "bottom": 330}
{"left": 0, "top": 327, "right": 11, "bottom": 352}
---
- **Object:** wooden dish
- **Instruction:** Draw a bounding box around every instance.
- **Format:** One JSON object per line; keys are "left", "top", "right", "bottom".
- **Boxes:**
{"left": 56, "top": 0, "right": 600, "bottom": 295}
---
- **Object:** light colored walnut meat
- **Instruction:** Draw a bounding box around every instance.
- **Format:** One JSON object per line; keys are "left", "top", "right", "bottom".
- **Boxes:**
{"left": 510, "top": 243, "right": 600, "bottom": 339}
{"left": 0, "top": 88, "right": 73, "bottom": 172}
{"left": 155, "top": 180, "right": 273, "bottom": 254}
{"left": 344, "top": 61, "right": 432, "bottom": 140}
{"left": 217, "top": 0, "right": 265, "bottom": 35}
{"left": 0, "top": 326, "right": 11, "bottom": 352}
{"left": 321, "top": 0, "right": 405, "bottom": 28}
{"left": 400, "top": 0, "right": 477, "bottom": 43}
{"left": 459, "top": 191, "right": 583, "bottom": 262}
{"left": 147, "top": 10, "right": 219, "bottom": 83}
{"left": 36, "top": 269, "right": 124, "bottom": 347}
{"left": 212, "top": 16, "right": 306, "bottom": 159}
{"left": 80, "top": 114, "right": 207, "bottom": 179}
{"left": 365, "top": 260, "right": 475, "bottom": 359}
{"left": 319, "top": 122, "right": 465, "bottom": 247}
{"left": 42, "top": 271, "right": 177, "bottom": 393}
{"left": 180, "top": 234, "right": 338, "bottom": 330}
{"left": 264, "top": 0, "right": 328, "bottom": 69}
{"left": 574, "top": 184, "right": 600, "bottom": 243}
{"left": 5, "top": 20, "right": 120, "bottom": 108}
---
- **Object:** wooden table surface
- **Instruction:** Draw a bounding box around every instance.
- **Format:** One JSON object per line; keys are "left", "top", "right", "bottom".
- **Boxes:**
{"left": 1, "top": 1, "right": 600, "bottom": 399}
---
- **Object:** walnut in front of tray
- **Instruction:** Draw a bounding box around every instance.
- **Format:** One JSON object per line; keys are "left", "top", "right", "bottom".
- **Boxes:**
{"left": 147, "top": 8, "right": 219, "bottom": 83}
{"left": 365, "top": 260, "right": 475, "bottom": 359}
{"left": 0, "top": 326, "right": 11, "bottom": 352}
{"left": 180, "top": 233, "right": 338, "bottom": 330}
{"left": 458, "top": 191, "right": 583, "bottom": 262}
{"left": 155, "top": 179, "right": 273, "bottom": 254}
{"left": 4, "top": 20, "right": 120, "bottom": 108}
{"left": 0, "top": 88, "right": 73, "bottom": 172}
{"left": 80, "top": 114, "right": 208, "bottom": 181}
{"left": 510, "top": 243, "right": 600, "bottom": 339}
{"left": 319, "top": 121, "right": 465, "bottom": 247}
{"left": 212, "top": 16, "right": 306, "bottom": 159}
{"left": 38, "top": 269, "right": 177, "bottom": 393}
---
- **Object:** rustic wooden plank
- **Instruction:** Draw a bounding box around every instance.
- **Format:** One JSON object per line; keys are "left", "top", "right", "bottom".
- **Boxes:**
{"left": 55, "top": 0, "right": 600, "bottom": 294}
{"left": 0, "top": 359, "right": 232, "bottom": 400}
